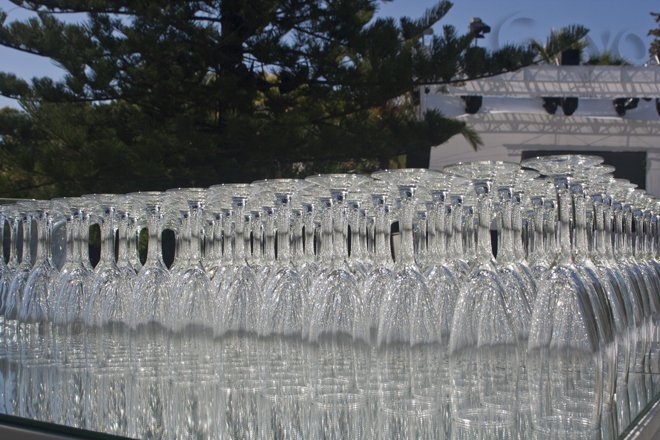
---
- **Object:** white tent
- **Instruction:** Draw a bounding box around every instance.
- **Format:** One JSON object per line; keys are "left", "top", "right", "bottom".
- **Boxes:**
{"left": 424, "top": 65, "right": 660, "bottom": 195}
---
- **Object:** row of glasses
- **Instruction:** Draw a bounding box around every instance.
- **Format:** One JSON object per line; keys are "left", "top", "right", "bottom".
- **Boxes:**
{"left": 0, "top": 173, "right": 644, "bottom": 340}
{"left": 0, "top": 155, "right": 657, "bottom": 438}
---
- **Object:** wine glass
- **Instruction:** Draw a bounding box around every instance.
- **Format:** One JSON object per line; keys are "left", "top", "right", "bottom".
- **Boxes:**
{"left": 259, "top": 191, "right": 307, "bottom": 337}
{"left": 164, "top": 190, "right": 213, "bottom": 333}
{"left": 448, "top": 179, "right": 520, "bottom": 438}
{"left": 361, "top": 181, "right": 397, "bottom": 341}
{"left": 447, "top": 162, "right": 535, "bottom": 342}
{"left": 371, "top": 170, "right": 442, "bottom": 346}
{"left": 49, "top": 200, "right": 86, "bottom": 344}
{"left": 0, "top": 206, "right": 22, "bottom": 353}
{"left": 129, "top": 193, "right": 171, "bottom": 329}
{"left": 18, "top": 202, "right": 59, "bottom": 366}
{"left": 204, "top": 184, "right": 237, "bottom": 283}
{"left": 423, "top": 174, "right": 471, "bottom": 344}
{"left": 215, "top": 192, "right": 260, "bottom": 336}
{"left": 296, "top": 194, "right": 322, "bottom": 297}
{"left": 524, "top": 173, "right": 613, "bottom": 437}
{"left": 84, "top": 196, "right": 124, "bottom": 329}
{"left": 303, "top": 173, "right": 371, "bottom": 342}
{"left": 5, "top": 202, "right": 38, "bottom": 360}
{"left": 122, "top": 192, "right": 173, "bottom": 438}
{"left": 113, "top": 196, "right": 140, "bottom": 327}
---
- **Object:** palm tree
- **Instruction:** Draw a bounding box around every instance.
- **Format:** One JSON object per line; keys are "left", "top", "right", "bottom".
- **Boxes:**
{"left": 530, "top": 25, "right": 589, "bottom": 65}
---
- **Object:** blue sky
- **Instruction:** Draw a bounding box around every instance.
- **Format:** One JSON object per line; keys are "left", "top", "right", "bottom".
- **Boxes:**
{"left": 380, "top": 0, "right": 655, "bottom": 63}
{"left": 0, "top": 0, "right": 657, "bottom": 108}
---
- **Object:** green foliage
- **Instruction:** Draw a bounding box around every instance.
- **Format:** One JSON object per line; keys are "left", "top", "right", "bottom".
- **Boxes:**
{"left": 530, "top": 25, "right": 589, "bottom": 64}
{"left": 650, "top": 12, "right": 660, "bottom": 62}
{"left": 0, "top": 1, "right": 584, "bottom": 197}
{"left": 585, "top": 51, "right": 630, "bottom": 66}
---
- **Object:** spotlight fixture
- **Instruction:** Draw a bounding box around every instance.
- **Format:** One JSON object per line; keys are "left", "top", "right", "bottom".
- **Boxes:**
{"left": 461, "top": 95, "right": 482, "bottom": 114}
{"left": 561, "top": 97, "right": 579, "bottom": 116}
{"left": 560, "top": 49, "right": 581, "bottom": 66}
{"left": 469, "top": 18, "right": 491, "bottom": 39}
{"left": 542, "top": 97, "right": 561, "bottom": 115}
{"left": 613, "top": 98, "right": 639, "bottom": 116}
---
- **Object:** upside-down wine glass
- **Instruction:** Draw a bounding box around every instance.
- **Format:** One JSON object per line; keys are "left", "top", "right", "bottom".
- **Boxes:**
{"left": 5, "top": 204, "right": 37, "bottom": 361}
{"left": 304, "top": 173, "right": 371, "bottom": 343}
{"left": 260, "top": 191, "right": 306, "bottom": 337}
{"left": 526, "top": 175, "right": 614, "bottom": 439}
{"left": 18, "top": 202, "right": 59, "bottom": 365}
{"left": 216, "top": 193, "right": 259, "bottom": 336}
{"left": 448, "top": 178, "right": 521, "bottom": 439}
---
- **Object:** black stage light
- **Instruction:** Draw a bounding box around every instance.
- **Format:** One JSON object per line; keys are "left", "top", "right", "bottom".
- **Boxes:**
{"left": 613, "top": 98, "right": 639, "bottom": 116}
{"left": 542, "top": 97, "right": 561, "bottom": 115}
{"left": 561, "top": 97, "right": 579, "bottom": 116}
{"left": 461, "top": 95, "right": 483, "bottom": 114}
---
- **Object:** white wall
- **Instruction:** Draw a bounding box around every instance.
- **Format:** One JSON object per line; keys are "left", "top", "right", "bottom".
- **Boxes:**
{"left": 426, "top": 95, "right": 660, "bottom": 195}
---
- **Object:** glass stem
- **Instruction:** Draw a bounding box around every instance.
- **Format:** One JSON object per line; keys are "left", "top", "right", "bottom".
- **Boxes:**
{"left": 451, "top": 199, "right": 464, "bottom": 259}
{"left": 556, "top": 183, "right": 572, "bottom": 265}
{"left": 117, "top": 212, "right": 130, "bottom": 268}
{"left": 497, "top": 188, "right": 515, "bottom": 264}
{"left": 398, "top": 189, "right": 416, "bottom": 266}
{"left": 623, "top": 206, "right": 634, "bottom": 260}
{"left": 250, "top": 212, "right": 263, "bottom": 265}
{"left": 431, "top": 191, "right": 448, "bottom": 263}
{"left": 359, "top": 209, "right": 368, "bottom": 260}
{"left": 127, "top": 216, "right": 141, "bottom": 270}
{"left": 302, "top": 204, "right": 316, "bottom": 261}
{"left": 642, "top": 211, "right": 652, "bottom": 259}
{"left": 373, "top": 198, "right": 391, "bottom": 265}
{"left": 330, "top": 190, "right": 348, "bottom": 263}
{"left": 602, "top": 199, "right": 615, "bottom": 262}
{"left": 34, "top": 211, "right": 51, "bottom": 264}
{"left": 511, "top": 194, "right": 525, "bottom": 261}
{"left": 592, "top": 196, "right": 607, "bottom": 260}
{"left": 64, "top": 213, "right": 78, "bottom": 264}
{"left": 632, "top": 209, "right": 644, "bottom": 259}
{"left": 210, "top": 214, "right": 222, "bottom": 265}
{"left": 232, "top": 199, "right": 246, "bottom": 263}
{"left": 262, "top": 207, "right": 275, "bottom": 263}
{"left": 189, "top": 204, "right": 203, "bottom": 264}
{"left": 319, "top": 198, "right": 334, "bottom": 262}
{"left": 441, "top": 205, "right": 451, "bottom": 262}
{"left": 530, "top": 197, "right": 545, "bottom": 265}
{"left": 571, "top": 185, "right": 588, "bottom": 264}
{"left": 291, "top": 209, "right": 303, "bottom": 261}
{"left": 9, "top": 217, "right": 20, "bottom": 268}
{"left": 544, "top": 200, "right": 558, "bottom": 263}
{"left": 20, "top": 214, "right": 32, "bottom": 267}
{"left": 612, "top": 203, "right": 624, "bottom": 260}
{"left": 145, "top": 206, "right": 164, "bottom": 267}
{"left": 465, "top": 207, "right": 477, "bottom": 262}
{"left": 475, "top": 188, "right": 493, "bottom": 266}
{"left": 0, "top": 214, "right": 5, "bottom": 266}
{"left": 80, "top": 211, "right": 92, "bottom": 269}
{"left": 100, "top": 207, "right": 116, "bottom": 267}
{"left": 649, "top": 215, "right": 658, "bottom": 259}
{"left": 276, "top": 194, "right": 292, "bottom": 263}
{"left": 425, "top": 202, "right": 437, "bottom": 261}
{"left": 348, "top": 203, "right": 361, "bottom": 260}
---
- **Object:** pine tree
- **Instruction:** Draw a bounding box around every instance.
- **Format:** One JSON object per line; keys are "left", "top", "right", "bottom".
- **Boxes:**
{"left": 650, "top": 12, "right": 660, "bottom": 63}
{"left": 0, "top": 1, "right": 581, "bottom": 197}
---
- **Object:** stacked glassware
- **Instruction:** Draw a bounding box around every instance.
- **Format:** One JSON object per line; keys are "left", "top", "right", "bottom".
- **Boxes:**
{"left": 0, "top": 155, "right": 658, "bottom": 439}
